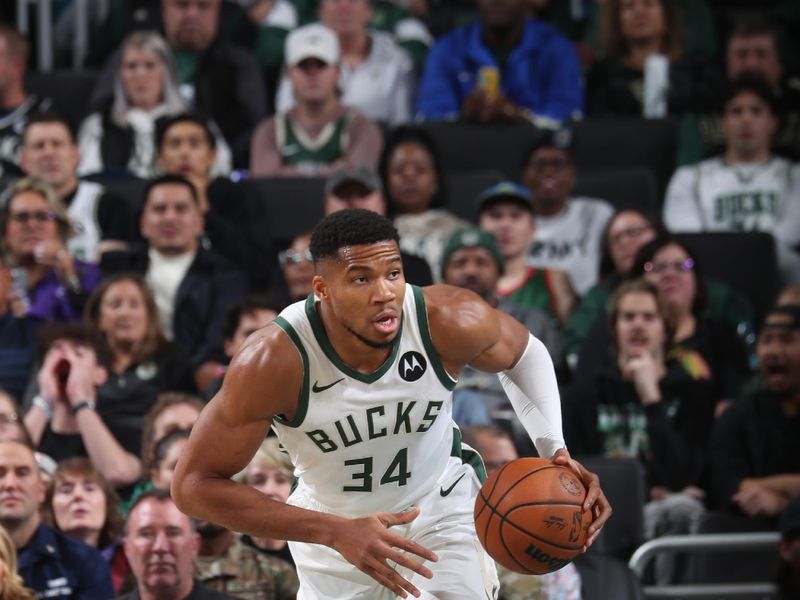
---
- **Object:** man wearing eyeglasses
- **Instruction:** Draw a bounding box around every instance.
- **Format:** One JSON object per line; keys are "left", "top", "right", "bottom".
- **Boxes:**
{"left": 520, "top": 128, "right": 614, "bottom": 296}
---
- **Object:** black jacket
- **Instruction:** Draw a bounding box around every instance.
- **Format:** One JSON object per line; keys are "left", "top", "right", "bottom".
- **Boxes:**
{"left": 564, "top": 357, "right": 717, "bottom": 491}
{"left": 710, "top": 387, "right": 800, "bottom": 510}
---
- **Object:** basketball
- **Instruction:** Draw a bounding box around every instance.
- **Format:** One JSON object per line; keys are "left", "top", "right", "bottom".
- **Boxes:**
{"left": 474, "top": 457, "right": 592, "bottom": 575}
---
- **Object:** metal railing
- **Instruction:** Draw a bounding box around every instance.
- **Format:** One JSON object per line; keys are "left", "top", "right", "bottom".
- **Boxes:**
{"left": 628, "top": 532, "right": 781, "bottom": 599}
{"left": 16, "top": 0, "right": 108, "bottom": 71}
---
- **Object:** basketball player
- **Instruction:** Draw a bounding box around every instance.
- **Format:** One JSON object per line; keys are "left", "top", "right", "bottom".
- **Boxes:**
{"left": 173, "top": 209, "right": 611, "bottom": 599}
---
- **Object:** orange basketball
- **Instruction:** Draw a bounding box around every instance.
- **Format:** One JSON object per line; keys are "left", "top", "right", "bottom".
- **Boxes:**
{"left": 474, "top": 457, "right": 592, "bottom": 575}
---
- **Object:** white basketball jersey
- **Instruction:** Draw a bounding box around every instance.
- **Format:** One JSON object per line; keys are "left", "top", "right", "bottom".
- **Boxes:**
{"left": 272, "top": 285, "right": 478, "bottom": 516}
{"left": 693, "top": 157, "right": 793, "bottom": 232}
{"left": 66, "top": 181, "right": 103, "bottom": 263}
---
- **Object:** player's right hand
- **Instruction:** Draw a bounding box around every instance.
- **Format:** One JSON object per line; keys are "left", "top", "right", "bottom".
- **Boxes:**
{"left": 331, "top": 506, "right": 438, "bottom": 598}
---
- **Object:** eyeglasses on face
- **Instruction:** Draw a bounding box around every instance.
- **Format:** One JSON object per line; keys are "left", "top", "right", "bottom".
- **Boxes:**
{"left": 643, "top": 258, "right": 695, "bottom": 275}
{"left": 8, "top": 210, "right": 58, "bottom": 225}
{"left": 279, "top": 249, "right": 313, "bottom": 269}
{"left": 609, "top": 224, "right": 652, "bottom": 246}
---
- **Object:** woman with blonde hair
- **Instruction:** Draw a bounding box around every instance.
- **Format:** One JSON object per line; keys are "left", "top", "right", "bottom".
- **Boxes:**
{"left": 77, "top": 30, "right": 231, "bottom": 177}
{"left": 0, "top": 525, "right": 35, "bottom": 600}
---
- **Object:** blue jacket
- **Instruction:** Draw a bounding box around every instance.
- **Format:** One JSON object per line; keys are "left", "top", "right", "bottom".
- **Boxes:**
{"left": 17, "top": 523, "right": 114, "bottom": 599}
{"left": 415, "top": 18, "right": 583, "bottom": 123}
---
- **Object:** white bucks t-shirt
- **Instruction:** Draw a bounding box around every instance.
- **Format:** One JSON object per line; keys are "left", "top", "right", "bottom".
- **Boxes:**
{"left": 527, "top": 197, "right": 614, "bottom": 295}
{"left": 663, "top": 157, "right": 800, "bottom": 279}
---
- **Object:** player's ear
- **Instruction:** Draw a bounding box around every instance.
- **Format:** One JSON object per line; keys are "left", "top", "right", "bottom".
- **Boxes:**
{"left": 312, "top": 274, "right": 328, "bottom": 300}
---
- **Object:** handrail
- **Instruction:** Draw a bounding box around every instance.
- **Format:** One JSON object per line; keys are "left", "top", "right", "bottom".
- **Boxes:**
{"left": 629, "top": 532, "right": 780, "bottom": 577}
{"left": 628, "top": 532, "right": 781, "bottom": 599}
{"left": 640, "top": 583, "right": 777, "bottom": 598}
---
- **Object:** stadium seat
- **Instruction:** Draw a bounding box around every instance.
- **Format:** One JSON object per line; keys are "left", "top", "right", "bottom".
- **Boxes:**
{"left": 570, "top": 118, "right": 679, "bottom": 199}
{"left": 681, "top": 511, "right": 780, "bottom": 585}
{"left": 418, "top": 120, "right": 543, "bottom": 180}
{"left": 84, "top": 175, "right": 148, "bottom": 216}
{"left": 243, "top": 177, "right": 325, "bottom": 247}
{"left": 577, "top": 456, "right": 647, "bottom": 559}
{"left": 24, "top": 70, "right": 99, "bottom": 133}
{"left": 572, "top": 167, "right": 659, "bottom": 214}
{"left": 444, "top": 170, "right": 505, "bottom": 223}
{"left": 574, "top": 553, "right": 646, "bottom": 600}
{"left": 675, "top": 232, "right": 779, "bottom": 326}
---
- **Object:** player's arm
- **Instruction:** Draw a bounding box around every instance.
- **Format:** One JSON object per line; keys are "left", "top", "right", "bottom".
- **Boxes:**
{"left": 424, "top": 285, "right": 612, "bottom": 546}
{"left": 172, "top": 324, "right": 437, "bottom": 599}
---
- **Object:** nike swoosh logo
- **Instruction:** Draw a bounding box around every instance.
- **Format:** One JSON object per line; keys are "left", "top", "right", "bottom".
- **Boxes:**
{"left": 312, "top": 378, "right": 344, "bottom": 393}
{"left": 439, "top": 473, "right": 466, "bottom": 497}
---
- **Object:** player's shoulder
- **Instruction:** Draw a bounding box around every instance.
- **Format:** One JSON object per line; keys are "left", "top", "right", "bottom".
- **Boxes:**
{"left": 420, "top": 284, "right": 500, "bottom": 347}
{"left": 420, "top": 284, "right": 495, "bottom": 324}
{"left": 226, "top": 322, "right": 303, "bottom": 392}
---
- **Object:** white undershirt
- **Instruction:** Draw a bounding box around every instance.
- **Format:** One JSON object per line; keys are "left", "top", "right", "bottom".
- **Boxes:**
{"left": 146, "top": 249, "right": 195, "bottom": 340}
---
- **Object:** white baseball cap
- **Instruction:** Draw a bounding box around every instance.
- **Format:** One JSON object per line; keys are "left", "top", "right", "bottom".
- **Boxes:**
{"left": 285, "top": 23, "right": 340, "bottom": 67}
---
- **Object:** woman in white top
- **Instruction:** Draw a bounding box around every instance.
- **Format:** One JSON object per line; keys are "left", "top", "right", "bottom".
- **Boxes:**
{"left": 77, "top": 30, "right": 231, "bottom": 178}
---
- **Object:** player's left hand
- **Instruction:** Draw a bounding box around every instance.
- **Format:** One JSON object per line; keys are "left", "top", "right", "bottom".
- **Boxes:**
{"left": 552, "top": 448, "right": 612, "bottom": 551}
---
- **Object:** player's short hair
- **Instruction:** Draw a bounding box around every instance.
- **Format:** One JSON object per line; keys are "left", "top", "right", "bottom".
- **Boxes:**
{"left": 309, "top": 208, "right": 399, "bottom": 264}
{"left": 720, "top": 72, "right": 779, "bottom": 116}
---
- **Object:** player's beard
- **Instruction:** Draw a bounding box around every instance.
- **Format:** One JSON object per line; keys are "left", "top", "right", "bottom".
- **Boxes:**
{"left": 344, "top": 322, "right": 394, "bottom": 350}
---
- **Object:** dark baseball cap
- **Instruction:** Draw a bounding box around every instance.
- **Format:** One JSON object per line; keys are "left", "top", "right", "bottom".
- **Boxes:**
{"left": 324, "top": 165, "right": 383, "bottom": 197}
{"left": 441, "top": 228, "right": 504, "bottom": 274}
{"left": 475, "top": 181, "right": 533, "bottom": 215}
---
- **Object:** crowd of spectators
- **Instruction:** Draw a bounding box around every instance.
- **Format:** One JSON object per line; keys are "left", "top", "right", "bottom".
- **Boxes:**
{"left": 0, "top": 0, "right": 799, "bottom": 598}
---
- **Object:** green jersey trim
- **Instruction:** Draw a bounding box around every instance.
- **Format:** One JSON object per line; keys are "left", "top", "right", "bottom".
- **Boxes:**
{"left": 303, "top": 295, "right": 404, "bottom": 384}
{"left": 412, "top": 285, "right": 457, "bottom": 391}
{"left": 273, "top": 316, "right": 310, "bottom": 428}
{"left": 451, "top": 427, "right": 487, "bottom": 483}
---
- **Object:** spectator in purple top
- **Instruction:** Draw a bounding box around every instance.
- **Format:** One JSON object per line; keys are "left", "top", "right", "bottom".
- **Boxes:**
{"left": 0, "top": 177, "right": 101, "bottom": 324}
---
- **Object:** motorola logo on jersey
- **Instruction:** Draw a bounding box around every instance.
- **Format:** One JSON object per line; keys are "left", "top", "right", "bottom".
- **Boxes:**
{"left": 398, "top": 351, "right": 427, "bottom": 382}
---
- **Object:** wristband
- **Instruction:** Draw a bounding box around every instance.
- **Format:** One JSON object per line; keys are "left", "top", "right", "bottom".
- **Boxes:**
{"left": 71, "top": 400, "right": 96, "bottom": 416}
{"left": 32, "top": 395, "right": 53, "bottom": 420}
